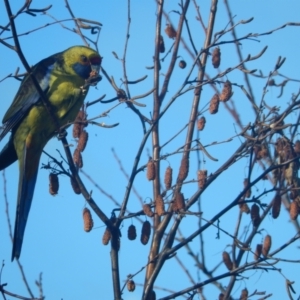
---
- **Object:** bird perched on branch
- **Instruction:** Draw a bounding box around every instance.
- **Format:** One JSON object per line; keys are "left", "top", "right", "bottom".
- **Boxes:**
{"left": 0, "top": 46, "right": 102, "bottom": 260}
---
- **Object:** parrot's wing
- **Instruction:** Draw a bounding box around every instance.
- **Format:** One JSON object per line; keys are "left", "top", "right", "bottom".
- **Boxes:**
{"left": 0, "top": 54, "right": 60, "bottom": 141}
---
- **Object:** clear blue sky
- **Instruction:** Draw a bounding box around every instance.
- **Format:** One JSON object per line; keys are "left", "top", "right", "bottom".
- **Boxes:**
{"left": 0, "top": 1, "right": 300, "bottom": 299}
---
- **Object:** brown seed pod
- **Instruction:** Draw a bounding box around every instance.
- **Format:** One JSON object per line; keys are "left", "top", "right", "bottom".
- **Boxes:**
{"left": 219, "top": 80, "right": 232, "bottom": 102}
{"left": 198, "top": 170, "right": 207, "bottom": 189}
{"left": 197, "top": 116, "right": 206, "bottom": 131}
{"left": 209, "top": 94, "right": 219, "bottom": 114}
{"left": 73, "top": 123, "right": 81, "bottom": 139}
{"left": 102, "top": 227, "right": 111, "bottom": 245}
{"left": 77, "top": 130, "right": 88, "bottom": 152}
{"left": 70, "top": 177, "right": 81, "bottom": 195}
{"left": 290, "top": 201, "right": 298, "bottom": 220}
{"left": 239, "top": 199, "right": 250, "bottom": 214}
{"left": 240, "top": 288, "right": 248, "bottom": 300}
{"left": 172, "top": 192, "right": 185, "bottom": 212}
{"left": 143, "top": 204, "right": 154, "bottom": 217}
{"left": 159, "top": 35, "right": 165, "bottom": 53}
{"left": 254, "top": 244, "right": 262, "bottom": 261}
{"left": 127, "top": 279, "right": 135, "bottom": 292}
{"left": 128, "top": 224, "right": 137, "bottom": 241}
{"left": 83, "top": 208, "right": 93, "bottom": 232}
{"left": 73, "top": 148, "right": 83, "bottom": 168}
{"left": 179, "top": 60, "right": 186, "bottom": 69}
{"left": 155, "top": 194, "right": 165, "bottom": 216}
{"left": 250, "top": 204, "right": 260, "bottom": 227}
{"left": 141, "top": 220, "right": 151, "bottom": 245}
{"left": 272, "top": 193, "right": 281, "bottom": 219}
{"left": 212, "top": 47, "right": 221, "bottom": 68}
{"left": 294, "top": 140, "right": 300, "bottom": 154}
{"left": 164, "top": 166, "right": 173, "bottom": 190}
{"left": 178, "top": 157, "right": 189, "bottom": 181}
{"left": 73, "top": 110, "right": 86, "bottom": 138}
{"left": 165, "top": 24, "right": 176, "bottom": 39}
{"left": 146, "top": 159, "right": 156, "bottom": 181}
{"left": 222, "top": 251, "right": 233, "bottom": 270}
{"left": 243, "top": 178, "right": 251, "bottom": 198}
{"left": 49, "top": 173, "right": 59, "bottom": 196}
{"left": 219, "top": 294, "right": 225, "bottom": 300}
{"left": 262, "top": 234, "right": 271, "bottom": 257}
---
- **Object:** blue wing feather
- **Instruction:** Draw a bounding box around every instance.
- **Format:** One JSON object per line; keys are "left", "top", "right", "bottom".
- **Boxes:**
{"left": 0, "top": 55, "right": 58, "bottom": 141}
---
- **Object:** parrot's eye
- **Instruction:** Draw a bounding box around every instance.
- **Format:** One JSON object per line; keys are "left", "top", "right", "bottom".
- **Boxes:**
{"left": 81, "top": 55, "right": 88, "bottom": 63}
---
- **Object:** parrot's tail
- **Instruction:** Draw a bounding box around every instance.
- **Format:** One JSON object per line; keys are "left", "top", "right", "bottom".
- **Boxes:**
{"left": 12, "top": 146, "right": 39, "bottom": 260}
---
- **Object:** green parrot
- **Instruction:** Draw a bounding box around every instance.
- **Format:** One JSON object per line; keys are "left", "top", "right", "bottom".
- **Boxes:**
{"left": 0, "top": 46, "right": 102, "bottom": 260}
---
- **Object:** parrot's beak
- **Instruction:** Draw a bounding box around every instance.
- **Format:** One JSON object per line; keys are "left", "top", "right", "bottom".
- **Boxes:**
{"left": 88, "top": 62, "right": 102, "bottom": 86}
{"left": 91, "top": 63, "right": 100, "bottom": 74}
{"left": 86, "top": 55, "right": 102, "bottom": 86}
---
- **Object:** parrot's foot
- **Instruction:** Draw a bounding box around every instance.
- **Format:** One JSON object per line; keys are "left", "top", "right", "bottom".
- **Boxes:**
{"left": 57, "top": 129, "right": 68, "bottom": 140}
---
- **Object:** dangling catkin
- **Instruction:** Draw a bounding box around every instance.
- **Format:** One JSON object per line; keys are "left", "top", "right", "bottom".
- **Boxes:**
{"left": 165, "top": 24, "right": 176, "bottom": 39}
{"left": 141, "top": 220, "right": 151, "bottom": 245}
{"left": 254, "top": 244, "right": 262, "bottom": 261}
{"left": 102, "top": 227, "right": 111, "bottom": 245}
{"left": 197, "top": 116, "right": 206, "bottom": 131}
{"left": 250, "top": 204, "right": 260, "bottom": 227}
{"left": 73, "top": 148, "right": 83, "bottom": 168}
{"left": 198, "top": 170, "right": 207, "bottom": 188}
{"left": 128, "top": 224, "right": 137, "bottom": 241}
{"left": 143, "top": 204, "right": 154, "bottom": 217}
{"left": 179, "top": 60, "right": 187, "bottom": 69}
{"left": 155, "top": 194, "right": 165, "bottom": 216}
{"left": 212, "top": 47, "right": 221, "bottom": 68}
{"left": 77, "top": 130, "right": 88, "bottom": 152}
{"left": 290, "top": 201, "right": 298, "bottom": 220}
{"left": 219, "top": 80, "right": 232, "bottom": 102}
{"left": 127, "top": 280, "right": 135, "bottom": 292}
{"left": 164, "top": 166, "right": 173, "bottom": 190}
{"left": 172, "top": 192, "right": 185, "bottom": 211}
{"left": 222, "top": 251, "right": 233, "bottom": 270}
{"left": 73, "top": 110, "right": 86, "bottom": 138}
{"left": 209, "top": 94, "right": 219, "bottom": 114}
{"left": 178, "top": 157, "right": 189, "bottom": 181}
{"left": 272, "top": 193, "right": 281, "bottom": 219}
{"left": 83, "top": 208, "right": 93, "bottom": 232}
{"left": 49, "top": 173, "right": 59, "bottom": 196}
{"left": 146, "top": 159, "right": 156, "bottom": 181}
{"left": 262, "top": 234, "right": 271, "bottom": 257}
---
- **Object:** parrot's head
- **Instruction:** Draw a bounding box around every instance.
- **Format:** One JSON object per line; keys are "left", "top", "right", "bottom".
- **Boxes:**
{"left": 62, "top": 46, "right": 102, "bottom": 84}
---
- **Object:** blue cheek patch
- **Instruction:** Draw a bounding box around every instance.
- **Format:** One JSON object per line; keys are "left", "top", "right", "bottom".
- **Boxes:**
{"left": 72, "top": 62, "right": 91, "bottom": 79}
